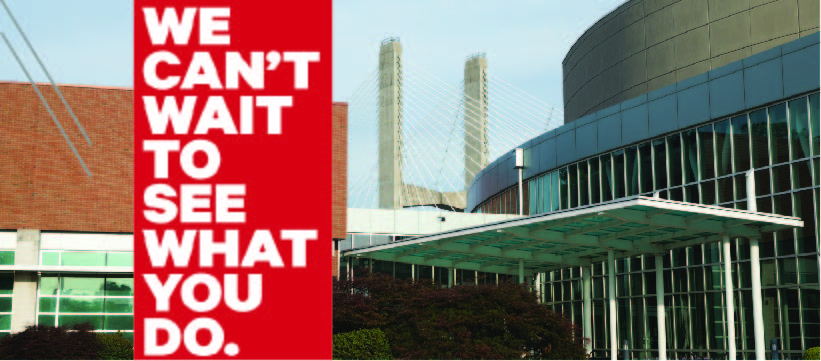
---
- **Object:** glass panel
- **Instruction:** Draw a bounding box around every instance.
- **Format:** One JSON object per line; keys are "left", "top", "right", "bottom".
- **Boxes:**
{"left": 775, "top": 226, "right": 795, "bottom": 258}
{"left": 701, "top": 180, "right": 715, "bottom": 205}
{"left": 527, "top": 178, "right": 542, "bottom": 215}
{"left": 613, "top": 150, "right": 625, "bottom": 199}
{"left": 0, "top": 278, "right": 13, "bottom": 297}
{"left": 352, "top": 234, "right": 370, "bottom": 248}
{"left": 559, "top": 167, "right": 568, "bottom": 210}
{"left": 625, "top": 147, "right": 639, "bottom": 196}
{"left": 682, "top": 129, "right": 698, "bottom": 184}
{"left": 714, "top": 120, "right": 732, "bottom": 177}
{"left": 0, "top": 315, "right": 10, "bottom": 330}
{"left": 773, "top": 192, "right": 793, "bottom": 217}
{"left": 800, "top": 285, "right": 820, "bottom": 350}
{"left": 771, "top": 164, "right": 791, "bottom": 194}
{"left": 685, "top": 184, "right": 699, "bottom": 203}
{"left": 589, "top": 159, "right": 600, "bottom": 204}
{"left": 769, "top": 103, "right": 789, "bottom": 164}
{"left": 104, "top": 315, "right": 133, "bottom": 331}
{"left": 669, "top": 187, "right": 683, "bottom": 201}
{"left": 797, "top": 256, "right": 819, "bottom": 283}
{"left": 653, "top": 139, "right": 667, "bottom": 190}
{"left": 58, "top": 315, "right": 103, "bottom": 330}
{"left": 61, "top": 276, "right": 105, "bottom": 296}
{"left": 792, "top": 160, "right": 813, "bottom": 189}
{"left": 639, "top": 142, "right": 652, "bottom": 193}
{"left": 40, "top": 276, "right": 59, "bottom": 296}
{"left": 59, "top": 298, "right": 105, "bottom": 313}
{"left": 698, "top": 124, "right": 715, "bottom": 180}
{"left": 717, "top": 177, "right": 734, "bottom": 204}
{"left": 755, "top": 168, "right": 771, "bottom": 196}
{"left": 107, "top": 253, "right": 133, "bottom": 267}
{"left": 732, "top": 115, "right": 751, "bottom": 172}
{"left": 38, "top": 298, "right": 56, "bottom": 313}
{"left": 0, "top": 252, "right": 13, "bottom": 266}
{"left": 371, "top": 235, "right": 390, "bottom": 246}
{"left": 61, "top": 252, "right": 106, "bottom": 267}
{"left": 0, "top": 298, "right": 10, "bottom": 313}
{"left": 104, "top": 277, "right": 133, "bottom": 299}
{"left": 569, "top": 164, "right": 578, "bottom": 208}
{"left": 810, "top": 93, "right": 819, "bottom": 155}
{"left": 37, "top": 315, "right": 56, "bottom": 327}
{"left": 789, "top": 97, "right": 811, "bottom": 160}
{"left": 41, "top": 252, "right": 59, "bottom": 266}
{"left": 601, "top": 155, "right": 613, "bottom": 202}
{"left": 579, "top": 162, "right": 589, "bottom": 206}
{"left": 750, "top": 109, "right": 769, "bottom": 168}
{"left": 793, "top": 189, "right": 817, "bottom": 254}
{"left": 551, "top": 171, "right": 560, "bottom": 212}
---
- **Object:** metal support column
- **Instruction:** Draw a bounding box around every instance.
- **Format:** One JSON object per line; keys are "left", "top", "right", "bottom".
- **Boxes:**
{"left": 608, "top": 250, "right": 617, "bottom": 361}
{"left": 448, "top": 267, "right": 454, "bottom": 288}
{"left": 582, "top": 266, "right": 593, "bottom": 355}
{"left": 723, "top": 235, "right": 736, "bottom": 360}
{"left": 656, "top": 254, "right": 667, "bottom": 361}
{"left": 519, "top": 260, "right": 524, "bottom": 284}
{"left": 411, "top": 263, "right": 415, "bottom": 282}
{"left": 747, "top": 169, "right": 765, "bottom": 360}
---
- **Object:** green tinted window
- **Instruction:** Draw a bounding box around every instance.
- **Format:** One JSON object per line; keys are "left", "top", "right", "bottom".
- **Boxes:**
{"left": 0, "top": 252, "right": 13, "bottom": 266}
{"left": 61, "top": 252, "right": 106, "bottom": 267}
{"left": 58, "top": 315, "right": 103, "bottom": 329}
{"left": 61, "top": 276, "right": 104, "bottom": 296}
{"left": 106, "top": 253, "right": 133, "bottom": 267}
{"left": 59, "top": 298, "right": 104, "bottom": 313}
{"left": 0, "top": 298, "right": 11, "bottom": 313}
{"left": 41, "top": 252, "right": 59, "bottom": 266}
{"left": 0, "top": 315, "right": 10, "bottom": 330}
{"left": 37, "top": 315, "right": 55, "bottom": 327}
{"left": 38, "top": 297, "right": 57, "bottom": 313}
{"left": 105, "top": 277, "right": 134, "bottom": 297}
{"left": 104, "top": 315, "right": 133, "bottom": 331}
{"left": 104, "top": 298, "right": 134, "bottom": 313}
{"left": 0, "top": 275, "right": 12, "bottom": 295}
{"left": 40, "top": 276, "right": 59, "bottom": 296}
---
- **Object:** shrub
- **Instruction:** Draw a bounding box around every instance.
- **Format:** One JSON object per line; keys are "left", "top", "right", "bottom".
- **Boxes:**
{"left": 334, "top": 271, "right": 588, "bottom": 360}
{"left": 0, "top": 323, "right": 100, "bottom": 360}
{"left": 97, "top": 332, "right": 134, "bottom": 360}
{"left": 804, "top": 347, "right": 820, "bottom": 360}
{"left": 333, "top": 329, "right": 392, "bottom": 360}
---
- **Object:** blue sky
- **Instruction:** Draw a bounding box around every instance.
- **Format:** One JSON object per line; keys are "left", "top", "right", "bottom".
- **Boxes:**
{"left": 0, "top": 0, "right": 624, "bottom": 109}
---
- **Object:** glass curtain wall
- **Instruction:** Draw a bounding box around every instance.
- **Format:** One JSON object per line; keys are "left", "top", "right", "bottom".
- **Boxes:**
{"left": 475, "top": 93, "right": 820, "bottom": 359}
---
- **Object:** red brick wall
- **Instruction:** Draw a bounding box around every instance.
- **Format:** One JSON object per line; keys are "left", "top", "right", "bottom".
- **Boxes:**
{"left": 1, "top": 82, "right": 347, "bottom": 276}
{"left": 331, "top": 102, "right": 348, "bottom": 278}
{"left": 331, "top": 102, "right": 347, "bottom": 240}
{"left": 0, "top": 82, "right": 133, "bottom": 233}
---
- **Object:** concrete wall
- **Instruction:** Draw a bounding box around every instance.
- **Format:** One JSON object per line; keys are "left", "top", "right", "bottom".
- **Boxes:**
{"left": 562, "top": 0, "right": 820, "bottom": 123}
{"left": 468, "top": 34, "right": 820, "bottom": 212}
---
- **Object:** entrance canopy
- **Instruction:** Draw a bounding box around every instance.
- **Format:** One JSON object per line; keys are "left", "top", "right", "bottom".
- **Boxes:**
{"left": 342, "top": 196, "right": 803, "bottom": 276}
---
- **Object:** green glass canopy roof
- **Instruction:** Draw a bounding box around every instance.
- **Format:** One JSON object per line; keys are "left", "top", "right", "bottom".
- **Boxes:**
{"left": 342, "top": 196, "right": 803, "bottom": 276}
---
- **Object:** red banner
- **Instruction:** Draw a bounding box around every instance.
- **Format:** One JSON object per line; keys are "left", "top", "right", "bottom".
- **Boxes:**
{"left": 134, "top": 1, "right": 332, "bottom": 358}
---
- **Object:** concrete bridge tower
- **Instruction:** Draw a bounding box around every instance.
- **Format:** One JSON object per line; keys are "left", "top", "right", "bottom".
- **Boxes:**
{"left": 463, "top": 54, "right": 489, "bottom": 189}
{"left": 377, "top": 38, "right": 403, "bottom": 210}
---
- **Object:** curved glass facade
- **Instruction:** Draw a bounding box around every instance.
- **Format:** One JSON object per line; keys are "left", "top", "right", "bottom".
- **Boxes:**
{"left": 474, "top": 92, "right": 820, "bottom": 359}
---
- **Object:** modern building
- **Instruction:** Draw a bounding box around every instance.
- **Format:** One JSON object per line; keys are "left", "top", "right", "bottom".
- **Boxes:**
{"left": 341, "top": 1, "right": 819, "bottom": 359}
{"left": 0, "top": 81, "right": 349, "bottom": 338}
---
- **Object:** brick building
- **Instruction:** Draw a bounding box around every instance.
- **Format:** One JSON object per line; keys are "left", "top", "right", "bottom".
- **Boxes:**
{"left": 0, "top": 81, "right": 347, "bottom": 337}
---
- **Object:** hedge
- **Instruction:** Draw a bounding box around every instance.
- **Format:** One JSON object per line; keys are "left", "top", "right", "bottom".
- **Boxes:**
{"left": 332, "top": 329, "right": 392, "bottom": 360}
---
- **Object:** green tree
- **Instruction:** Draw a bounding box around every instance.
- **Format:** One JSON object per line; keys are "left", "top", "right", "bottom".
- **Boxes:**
{"left": 333, "top": 270, "right": 587, "bottom": 360}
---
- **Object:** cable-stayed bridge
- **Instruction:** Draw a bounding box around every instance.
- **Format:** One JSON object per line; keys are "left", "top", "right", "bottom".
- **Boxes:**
{"left": 348, "top": 38, "right": 563, "bottom": 212}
